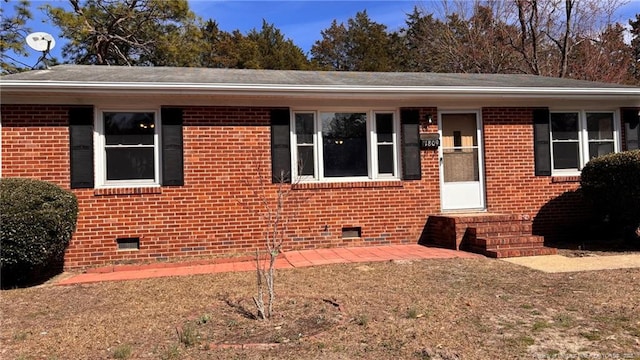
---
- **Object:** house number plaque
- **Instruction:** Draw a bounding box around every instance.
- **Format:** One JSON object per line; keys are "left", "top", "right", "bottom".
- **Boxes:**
{"left": 420, "top": 133, "right": 440, "bottom": 149}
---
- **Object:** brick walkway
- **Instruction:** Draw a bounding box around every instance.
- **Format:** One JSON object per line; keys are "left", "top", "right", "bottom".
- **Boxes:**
{"left": 55, "top": 245, "right": 482, "bottom": 286}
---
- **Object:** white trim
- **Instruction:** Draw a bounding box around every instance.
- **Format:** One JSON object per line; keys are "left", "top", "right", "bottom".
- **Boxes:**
{"left": 2, "top": 80, "right": 639, "bottom": 97}
{"left": 291, "top": 111, "right": 317, "bottom": 181}
{"left": 290, "top": 108, "right": 400, "bottom": 183}
{"left": 94, "top": 108, "right": 161, "bottom": 188}
{"left": 549, "top": 109, "right": 620, "bottom": 175}
{"left": 372, "top": 111, "right": 399, "bottom": 178}
{"left": 438, "top": 110, "right": 486, "bottom": 211}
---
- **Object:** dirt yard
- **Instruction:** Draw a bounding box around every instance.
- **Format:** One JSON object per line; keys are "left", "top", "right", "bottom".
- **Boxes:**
{"left": 2, "top": 258, "right": 639, "bottom": 359}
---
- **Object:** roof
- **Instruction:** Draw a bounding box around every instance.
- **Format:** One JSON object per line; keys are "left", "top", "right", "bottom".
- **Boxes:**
{"left": 1, "top": 65, "right": 638, "bottom": 108}
{"left": 1, "top": 64, "right": 635, "bottom": 89}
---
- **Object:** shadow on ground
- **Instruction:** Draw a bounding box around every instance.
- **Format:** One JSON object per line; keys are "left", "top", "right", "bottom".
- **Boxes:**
{"left": 1, "top": 262, "right": 64, "bottom": 290}
{"left": 533, "top": 189, "right": 640, "bottom": 253}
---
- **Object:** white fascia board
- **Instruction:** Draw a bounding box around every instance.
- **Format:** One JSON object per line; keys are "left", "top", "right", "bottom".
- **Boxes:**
{"left": 1, "top": 80, "right": 639, "bottom": 99}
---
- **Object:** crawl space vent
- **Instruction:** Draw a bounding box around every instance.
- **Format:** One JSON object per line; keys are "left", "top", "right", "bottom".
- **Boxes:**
{"left": 116, "top": 237, "right": 140, "bottom": 251}
{"left": 341, "top": 227, "right": 362, "bottom": 238}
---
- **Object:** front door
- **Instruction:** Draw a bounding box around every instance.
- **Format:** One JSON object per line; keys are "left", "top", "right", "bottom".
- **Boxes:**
{"left": 439, "top": 112, "right": 485, "bottom": 211}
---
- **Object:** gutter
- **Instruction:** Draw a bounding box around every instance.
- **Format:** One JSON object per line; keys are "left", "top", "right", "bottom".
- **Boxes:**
{"left": 1, "top": 80, "right": 639, "bottom": 98}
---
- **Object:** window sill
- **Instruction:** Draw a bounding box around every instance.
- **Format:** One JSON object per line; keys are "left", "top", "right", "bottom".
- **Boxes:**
{"left": 292, "top": 180, "right": 403, "bottom": 190}
{"left": 551, "top": 176, "right": 581, "bottom": 183}
{"left": 94, "top": 187, "right": 162, "bottom": 196}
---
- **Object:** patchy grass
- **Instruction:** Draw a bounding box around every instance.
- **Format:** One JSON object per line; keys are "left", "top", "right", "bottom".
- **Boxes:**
{"left": 2, "top": 258, "right": 640, "bottom": 359}
{"left": 111, "top": 343, "right": 132, "bottom": 359}
{"left": 532, "top": 320, "right": 551, "bottom": 332}
{"left": 176, "top": 323, "right": 200, "bottom": 347}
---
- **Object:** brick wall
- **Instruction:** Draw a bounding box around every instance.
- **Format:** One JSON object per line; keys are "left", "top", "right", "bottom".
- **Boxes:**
{"left": 0, "top": 105, "right": 70, "bottom": 185}
{"left": 482, "top": 107, "right": 591, "bottom": 239}
{"left": 1, "top": 104, "right": 620, "bottom": 268}
{"left": 1, "top": 105, "right": 441, "bottom": 269}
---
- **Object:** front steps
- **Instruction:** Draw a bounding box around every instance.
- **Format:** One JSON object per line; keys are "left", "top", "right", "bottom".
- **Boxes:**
{"left": 420, "top": 213, "right": 557, "bottom": 258}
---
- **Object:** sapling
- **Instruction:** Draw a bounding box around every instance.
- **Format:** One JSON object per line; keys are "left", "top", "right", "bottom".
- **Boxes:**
{"left": 249, "top": 168, "right": 303, "bottom": 320}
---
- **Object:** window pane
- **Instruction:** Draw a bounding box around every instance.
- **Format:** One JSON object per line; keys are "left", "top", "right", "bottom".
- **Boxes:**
{"left": 322, "top": 112, "right": 367, "bottom": 177}
{"left": 378, "top": 144, "right": 394, "bottom": 175}
{"left": 376, "top": 113, "right": 393, "bottom": 143}
{"left": 106, "top": 148, "right": 155, "bottom": 180}
{"left": 627, "top": 122, "right": 639, "bottom": 150}
{"left": 105, "top": 112, "right": 155, "bottom": 145}
{"left": 588, "top": 142, "right": 614, "bottom": 159}
{"left": 551, "top": 113, "right": 579, "bottom": 140}
{"left": 587, "top": 113, "right": 613, "bottom": 140}
{"left": 295, "top": 113, "right": 314, "bottom": 144}
{"left": 297, "top": 146, "right": 314, "bottom": 176}
{"left": 552, "top": 142, "right": 580, "bottom": 169}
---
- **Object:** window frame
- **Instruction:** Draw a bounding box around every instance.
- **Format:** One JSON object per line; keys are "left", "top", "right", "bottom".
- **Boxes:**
{"left": 372, "top": 111, "right": 399, "bottom": 178}
{"left": 290, "top": 109, "right": 400, "bottom": 182}
{"left": 549, "top": 110, "right": 620, "bottom": 176}
{"left": 94, "top": 108, "right": 162, "bottom": 188}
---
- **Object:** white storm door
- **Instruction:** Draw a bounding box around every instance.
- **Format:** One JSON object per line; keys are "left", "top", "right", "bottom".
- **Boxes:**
{"left": 439, "top": 112, "right": 485, "bottom": 211}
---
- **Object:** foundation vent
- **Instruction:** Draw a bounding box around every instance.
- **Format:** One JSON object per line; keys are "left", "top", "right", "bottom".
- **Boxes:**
{"left": 116, "top": 237, "right": 140, "bottom": 251}
{"left": 342, "top": 227, "right": 362, "bottom": 239}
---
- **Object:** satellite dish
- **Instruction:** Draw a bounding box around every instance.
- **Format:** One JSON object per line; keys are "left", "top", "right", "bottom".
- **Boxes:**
{"left": 26, "top": 32, "right": 56, "bottom": 52}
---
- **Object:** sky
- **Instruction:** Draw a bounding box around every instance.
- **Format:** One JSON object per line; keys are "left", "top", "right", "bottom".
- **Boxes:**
{"left": 4, "top": 0, "right": 640, "bottom": 69}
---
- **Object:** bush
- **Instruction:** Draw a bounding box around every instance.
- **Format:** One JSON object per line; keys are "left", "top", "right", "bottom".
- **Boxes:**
{"left": 1, "top": 178, "right": 78, "bottom": 286}
{"left": 580, "top": 150, "right": 640, "bottom": 234}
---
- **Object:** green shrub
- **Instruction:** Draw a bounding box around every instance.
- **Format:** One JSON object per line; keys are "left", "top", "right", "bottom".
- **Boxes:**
{"left": 1, "top": 178, "right": 78, "bottom": 286}
{"left": 580, "top": 150, "right": 640, "bottom": 232}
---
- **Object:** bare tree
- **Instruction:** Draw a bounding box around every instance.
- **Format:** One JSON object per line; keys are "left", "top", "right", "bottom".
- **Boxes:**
{"left": 567, "top": 23, "right": 633, "bottom": 84}
{"left": 252, "top": 170, "right": 288, "bottom": 320}
{"left": 245, "top": 165, "right": 308, "bottom": 320}
{"left": 508, "top": 0, "right": 628, "bottom": 78}
{"left": 418, "top": 0, "right": 632, "bottom": 81}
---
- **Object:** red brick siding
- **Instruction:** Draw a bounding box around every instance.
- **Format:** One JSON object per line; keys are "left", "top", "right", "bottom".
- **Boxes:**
{"left": 2, "top": 104, "right": 623, "bottom": 268}
{"left": 482, "top": 107, "right": 590, "bottom": 238}
{"left": 1, "top": 105, "right": 440, "bottom": 269}
{"left": 1, "top": 105, "right": 70, "bottom": 185}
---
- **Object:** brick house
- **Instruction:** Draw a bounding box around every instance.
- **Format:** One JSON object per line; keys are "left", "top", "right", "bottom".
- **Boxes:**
{"left": 1, "top": 65, "right": 639, "bottom": 269}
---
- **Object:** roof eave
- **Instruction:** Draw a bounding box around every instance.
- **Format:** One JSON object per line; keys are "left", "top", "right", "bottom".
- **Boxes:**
{"left": 1, "top": 80, "right": 638, "bottom": 95}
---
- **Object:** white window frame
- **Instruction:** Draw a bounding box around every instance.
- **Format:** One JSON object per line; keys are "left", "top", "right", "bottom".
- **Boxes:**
{"left": 292, "top": 111, "right": 318, "bottom": 182}
{"left": 550, "top": 110, "right": 620, "bottom": 176}
{"left": 94, "top": 108, "right": 161, "bottom": 188}
{"left": 291, "top": 109, "right": 400, "bottom": 182}
{"left": 372, "top": 111, "right": 399, "bottom": 179}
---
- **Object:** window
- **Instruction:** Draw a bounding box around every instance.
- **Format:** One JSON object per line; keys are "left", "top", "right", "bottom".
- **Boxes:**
{"left": 626, "top": 121, "right": 639, "bottom": 150}
{"left": 96, "top": 110, "right": 160, "bottom": 187}
{"left": 550, "top": 112, "right": 580, "bottom": 170}
{"left": 586, "top": 113, "right": 615, "bottom": 157}
{"left": 294, "top": 113, "right": 315, "bottom": 176}
{"left": 550, "top": 111, "right": 618, "bottom": 174}
{"left": 375, "top": 113, "right": 395, "bottom": 176}
{"left": 291, "top": 110, "right": 398, "bottom": 181}
{"left": 322, "top": 112, "right": 367, "bottom": 177}
{"left": 70, "top": 107, "right": 182, "bottom": 189}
